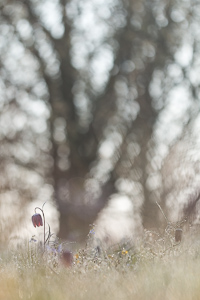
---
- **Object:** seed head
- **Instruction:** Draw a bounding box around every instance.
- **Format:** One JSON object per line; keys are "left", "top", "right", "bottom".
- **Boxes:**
{"left": 32, "top": 213, "right": 43, "bottom": 227}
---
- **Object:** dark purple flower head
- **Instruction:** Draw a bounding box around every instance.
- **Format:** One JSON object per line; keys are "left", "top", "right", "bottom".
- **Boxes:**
{"left": 175, "top": 228, "right": 182, "bottom": 243}
{"left": 32, "top": 213, "right": 43, "bottom": 227}
{"left": 61, "top": 250, "right": 73, "bottom": 267}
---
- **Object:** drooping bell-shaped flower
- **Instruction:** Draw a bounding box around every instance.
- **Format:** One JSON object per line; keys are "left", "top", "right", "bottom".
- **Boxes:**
{"left": 32, "top": 213, "right": 43, "bottom": 227}
{"left": 175, "top": 228, "right": 182, "bottom": 243}
{"left": 61, "top": 250, "right": 73, "bottom": 267}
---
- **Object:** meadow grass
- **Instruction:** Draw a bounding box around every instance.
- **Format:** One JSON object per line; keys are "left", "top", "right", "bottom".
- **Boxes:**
{"left": 1, "top": 228, "right": 200, "bottom": 300}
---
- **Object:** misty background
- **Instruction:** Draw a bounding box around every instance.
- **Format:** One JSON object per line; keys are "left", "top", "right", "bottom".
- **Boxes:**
{"left": 0, "top": 0, "right": 200, "bottom": 246}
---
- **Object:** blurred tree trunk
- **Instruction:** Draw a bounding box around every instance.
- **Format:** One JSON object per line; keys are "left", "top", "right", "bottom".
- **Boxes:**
{"left": 1, "top": 0, "right": 198, "bottom": 241}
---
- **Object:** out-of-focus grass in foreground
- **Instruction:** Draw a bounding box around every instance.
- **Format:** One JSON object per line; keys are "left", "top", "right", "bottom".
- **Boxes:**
{"left": 1, "top": 230, "right": 200, "bottom": 300}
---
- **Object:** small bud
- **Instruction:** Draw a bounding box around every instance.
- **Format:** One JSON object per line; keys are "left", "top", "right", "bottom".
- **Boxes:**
{"left": 175, "top": 228, "right": 182, "bottom": 242}
{"left": 61, "top": 250, "right": 73, "bottom": 267}
{"left": 32, "top": 213, "right": 43, "bottom": 227}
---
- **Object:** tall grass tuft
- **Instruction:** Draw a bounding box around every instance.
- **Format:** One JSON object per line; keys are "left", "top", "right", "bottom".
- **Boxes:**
{"left": 0, "top": 221, "right": 200, "bottom": 300}
{"left": 1, "top": 203, "right": 200, "bottom": 299}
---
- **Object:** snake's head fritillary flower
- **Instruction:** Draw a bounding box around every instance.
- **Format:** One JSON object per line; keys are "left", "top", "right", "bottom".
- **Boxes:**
{"left": 61, "top": 250, "right": 73, "bottom": 267}
{"left": 175, "top": 228, "right": 182, "bottom": 243}
{"left": 32, "top": 213, "right": 43, "bottom": 227}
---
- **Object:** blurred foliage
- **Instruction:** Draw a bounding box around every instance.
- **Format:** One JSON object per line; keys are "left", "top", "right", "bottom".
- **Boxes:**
{"left": 0, "top": 0, "right": 200, "bottom": 241}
